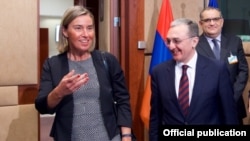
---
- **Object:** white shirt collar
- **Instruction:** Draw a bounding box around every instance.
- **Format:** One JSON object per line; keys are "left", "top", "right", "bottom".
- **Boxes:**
{"left": 205, "top": 34, "right": 221, "bottom": 42}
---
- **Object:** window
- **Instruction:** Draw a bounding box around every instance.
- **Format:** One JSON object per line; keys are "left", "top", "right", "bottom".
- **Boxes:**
{"left": 217, "top": 0, "right": 250, "bottom": 41}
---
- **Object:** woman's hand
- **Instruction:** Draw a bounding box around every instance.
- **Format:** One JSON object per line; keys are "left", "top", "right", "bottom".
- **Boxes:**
{"left": 47, "top": 70, "right": 89, "bottom": 108}
{"left": 56, "top": 70, "right": 89, "bottom": 97}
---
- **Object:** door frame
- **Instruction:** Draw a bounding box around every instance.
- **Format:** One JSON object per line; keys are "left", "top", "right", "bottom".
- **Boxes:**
{"left": 119, "top": 0, "right": 145, "bottom": 141}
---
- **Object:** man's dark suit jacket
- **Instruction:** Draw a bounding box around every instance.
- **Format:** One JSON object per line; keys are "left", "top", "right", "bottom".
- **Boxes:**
{"left": 196, "top": 34, "right": 249, "bottom": 120}
{"left": 149, "top": 54, "right": 238, "bottom": 141}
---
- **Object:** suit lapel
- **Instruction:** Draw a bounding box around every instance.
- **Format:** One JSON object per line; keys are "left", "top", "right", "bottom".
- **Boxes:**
{"left": 199, "top": 34, "right": 230, "bottom": 61}
{"left": 166, "top": 60, "right": 177, "bottom": 98}
{"left": 189, "top": 55, "right": 207, "bottom": 114}
{"left": 198, "top": 35, "right": 216, "bottom": 59}
{"left": 166, "top": 60, "right": 186, "bottom": 116}
{"left": 220, "top": 35, "right": 230, "bottom": 61}
{"left": 58, "top": 52, "right": 70, "bottom": 83}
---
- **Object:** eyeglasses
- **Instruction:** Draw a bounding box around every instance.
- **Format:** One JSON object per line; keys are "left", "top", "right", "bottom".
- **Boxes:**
{"left": 165, "top": 37, "right": 194, "bottom": 46}
{"left": 201, "top": 17, "right": 222, "bottom": 23}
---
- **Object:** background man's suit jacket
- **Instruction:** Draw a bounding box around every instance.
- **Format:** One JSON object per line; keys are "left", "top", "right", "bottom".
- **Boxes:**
{"left": 196, "top": 34, "right": 249, "bottom": 119}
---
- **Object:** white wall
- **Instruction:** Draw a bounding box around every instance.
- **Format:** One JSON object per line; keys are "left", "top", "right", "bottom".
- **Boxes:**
{"left": 40, "top": 17, "right": 61, "bottom": 57}
{"left": 40, "top": 0, "right": 73, "bottom": 17}
{"left": 40, "top": 0, "right": 73, "bottom": 57}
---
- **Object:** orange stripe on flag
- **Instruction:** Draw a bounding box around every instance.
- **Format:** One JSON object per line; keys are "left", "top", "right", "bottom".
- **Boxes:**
{"left": 140, "top": 0, "right": 173, "bottom": 130}
{"left": 140, "top": 76, "right": 151, "bottom": 129}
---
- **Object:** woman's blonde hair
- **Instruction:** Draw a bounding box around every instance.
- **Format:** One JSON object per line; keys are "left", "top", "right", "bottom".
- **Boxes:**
{"left": 57, "top": 6, "right": 96, "bottom": 53}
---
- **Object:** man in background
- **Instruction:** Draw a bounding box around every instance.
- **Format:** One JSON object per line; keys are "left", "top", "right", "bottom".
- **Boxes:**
{"left": 196, "top": 7, "right": 249, "bottom": 124}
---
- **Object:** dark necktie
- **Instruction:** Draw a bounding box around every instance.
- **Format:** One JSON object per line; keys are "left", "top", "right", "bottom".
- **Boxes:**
{"left": 212, "top": 39, "right": 220, "bottom": 60}
{"left": 178, "top": 65, "right": 189, "bottom": 116}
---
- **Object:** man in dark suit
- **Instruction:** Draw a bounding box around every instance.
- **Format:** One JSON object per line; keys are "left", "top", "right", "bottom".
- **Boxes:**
{"left": 196, "top": 7, "right": 249, "bottom": 124}
{"left": 149, "top": 18, "right": 238, "bottom": 141}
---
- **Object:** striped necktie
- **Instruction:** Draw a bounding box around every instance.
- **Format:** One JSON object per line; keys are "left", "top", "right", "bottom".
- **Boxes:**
{"left": 178, "top": 65, "right": 189, "bottom": 116}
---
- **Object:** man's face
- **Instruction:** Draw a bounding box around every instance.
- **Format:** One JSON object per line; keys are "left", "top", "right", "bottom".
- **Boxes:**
{"left": 199, "top": 9, "right": 224, "bottom": 38}
{"left": 166, "top": 24, "right": 198, "bottom": 63}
